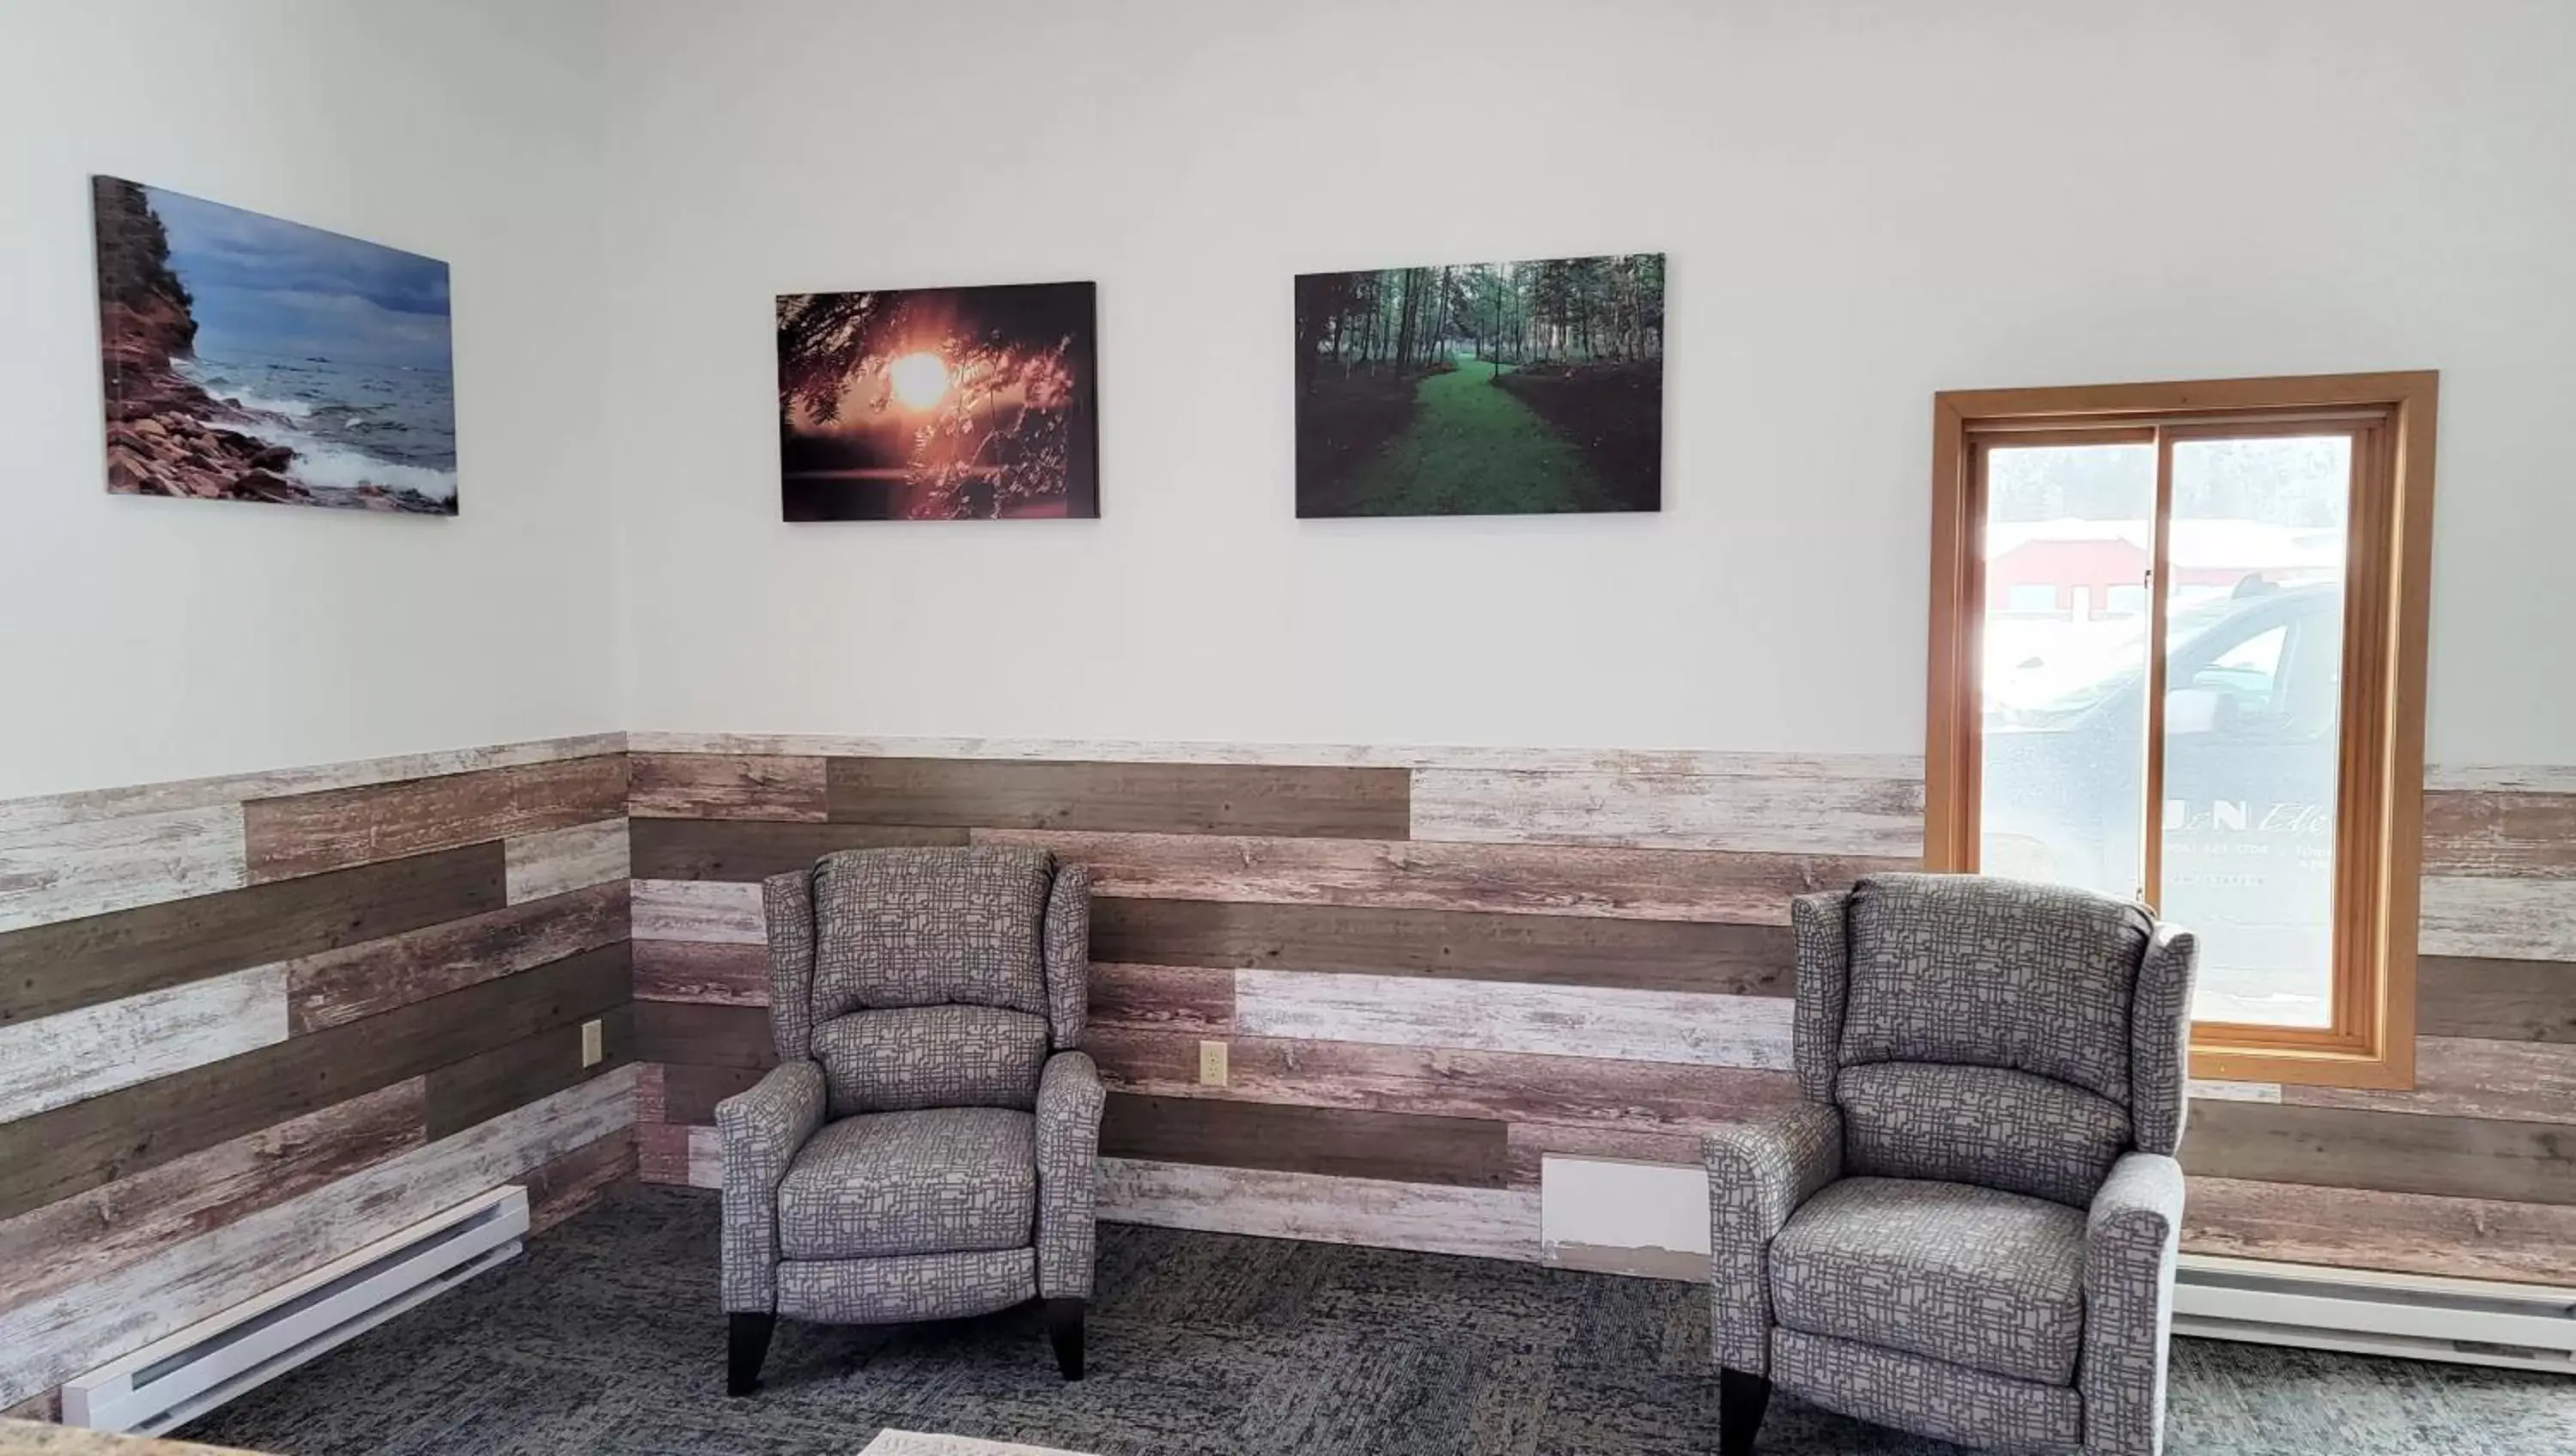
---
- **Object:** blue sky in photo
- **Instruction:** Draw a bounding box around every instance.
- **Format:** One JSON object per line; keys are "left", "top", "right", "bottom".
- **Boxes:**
{"left": 147, "top": 185, "right": 453, "bottom": 371}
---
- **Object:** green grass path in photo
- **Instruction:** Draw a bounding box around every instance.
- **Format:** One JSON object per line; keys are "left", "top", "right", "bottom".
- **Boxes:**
{"left": 1340, "top": 352, "right": 1611, "bottom": 514}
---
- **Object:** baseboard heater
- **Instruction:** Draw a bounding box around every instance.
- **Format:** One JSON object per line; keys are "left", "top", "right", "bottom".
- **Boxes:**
{"left": 64, "top": 1185, "right": 530, "bottom": 1435}
{"left": 2175, "top": 1253, "right": 2576, "bottom": 1374}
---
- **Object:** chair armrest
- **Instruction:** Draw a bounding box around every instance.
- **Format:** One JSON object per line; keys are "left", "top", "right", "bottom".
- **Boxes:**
{"left": 714, "top": 1060, "right": 826, "bottom": 1313}
{"left": 1035, "top": 1051, "right": 1106, "bottom": 1301}
{"left": 2081, "top": 1151, "right": 2185, "bottom": 1456}
{"left": 1703, "top": 1101, "right": 1842, "bottom": 1375}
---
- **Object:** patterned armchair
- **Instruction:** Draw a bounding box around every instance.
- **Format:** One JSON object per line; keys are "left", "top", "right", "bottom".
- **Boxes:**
{"left": 717, "top": 846, "right": 1103, "bottom": 1395}
{"left": 1704, "top": 873, "right": 2198, "bottom": 1455}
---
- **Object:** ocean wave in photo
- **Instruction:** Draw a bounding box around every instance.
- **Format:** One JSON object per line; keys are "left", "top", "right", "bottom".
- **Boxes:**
{"left": 176, "top": 350, "right": 457, "bottom": 500}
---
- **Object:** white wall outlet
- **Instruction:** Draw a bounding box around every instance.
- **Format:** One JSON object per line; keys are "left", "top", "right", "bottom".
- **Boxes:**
{"left": 1197, "top": 1039, "right": 1229, "bottom": 1087}
{"left": 580, "top": 1018, "right": 604, "bottom": 1069}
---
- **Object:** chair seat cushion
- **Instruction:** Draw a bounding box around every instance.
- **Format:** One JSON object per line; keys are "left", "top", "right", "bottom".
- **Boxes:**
{"left": 1769, "top": 1176, "right": 2087, "bottom": 1386}
{"left": 777, "top": 1107, "right": 1036, "bottom": 1260}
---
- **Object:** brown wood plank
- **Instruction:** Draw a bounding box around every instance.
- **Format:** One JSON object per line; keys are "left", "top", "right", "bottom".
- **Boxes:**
{"left": 629, "top": 753, "right": 827, "bottom": 821}
{"left": 1086, "top": 1028, "right": 1799, "bottom": 1135}
{"left": 0, "top": 1079, "right": 427, "bottom": 1312}
{"left": 629, "top": 817, "right": 968, "bottom": 881}
{"left": 2182, "top": 1099, "right": 2576, "bottom": 1206}
{"left": 0, "top": 842, "right": 507, "bottom": 1029}
{"left": 288, "top": 881, "right": 628, "bottom": 1032}
{"left": 1504, "top": 1123, "right": 1705, "bottom": 1188}
{"left": 2183, "top": 1175, "right": 2576, "bottom": 1286}
{"left": 1099, "top": 1092, "right": 1505, "bottom": 1187}
{"left": 659, "top": 1063, "right": 767, "bottom": 1125}
{"left": 634, "top": 938, "right": 772, "bottom": 1006}
{"left": 0, "top": 943, "right": 630, "bottom": 1222}
{"left": 2286, "top": 1035, "right": 2576, "bottom": 1125}
{"left": 831, "top": 758, "right": 1411, "bottom": 839}
{"left": 1092, "top": 898, "right": 1792, "bottom": 995}
{"left": 2416, "top": 955, "right": 2576, "bottom": 1042}
{"left": 243, "top": 755, "right": 629, "bottom": 882}
{"left": 636, "top": 1122, "right": 698, "bottom": 1186}
{"left": 424, "top": 1005, "right": 635, "bottom": 1139}
{"left": 977, "top": 829, "right": 1899, "bottom": 925}
{"left": 1091, "top": 963, "right": 1235, "bottom": 1034}
{"left": 523, "top": 1127, "right": 638, "bottom": 1235}
{"left": 634, "top": 1000, "right": 777, "bottom": 1071}
{"left": 2421, "top": 789, "right": 2576, "bottom": 877}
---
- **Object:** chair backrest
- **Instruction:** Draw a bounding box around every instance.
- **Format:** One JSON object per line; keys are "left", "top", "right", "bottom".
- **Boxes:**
{"left": 761, "top": 846, "right": 1091, "bottom": 1118}
{"left": 1789, "top": 872, "right": 2196, "bottom": 1209}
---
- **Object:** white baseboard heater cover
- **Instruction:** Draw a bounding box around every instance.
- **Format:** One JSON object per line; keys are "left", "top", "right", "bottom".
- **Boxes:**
{"left": 64, "top": 1185, "right": 530, "bottom": 1435}
{"left": 2175, "top": 1253, "right": 2576, "bottom": 1374}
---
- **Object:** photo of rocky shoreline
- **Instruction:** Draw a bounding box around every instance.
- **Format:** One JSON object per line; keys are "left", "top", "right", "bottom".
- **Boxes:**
{"left": 92, "top": 175, "right": 459, "bottom": 514}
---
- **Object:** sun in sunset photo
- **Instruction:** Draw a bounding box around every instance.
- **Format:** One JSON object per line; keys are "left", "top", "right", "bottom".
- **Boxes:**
{"left": 775, "top": 281, "right": 1097, "bottom": 521}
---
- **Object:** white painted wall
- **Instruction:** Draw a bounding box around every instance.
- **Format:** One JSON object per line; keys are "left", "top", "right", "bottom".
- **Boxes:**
{"left": 0, "top": 0, "right": 623, "bottom": 798}
{"left": 602, "top": 0, "right": 2576, "bottom": 764}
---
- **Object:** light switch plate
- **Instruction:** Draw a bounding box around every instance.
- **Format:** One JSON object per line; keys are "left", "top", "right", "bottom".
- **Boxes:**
{"left": 1198, "top": 1039, "right": 1229, "bottom": 1087}
{"left": 580, "top": 1018, "right": 604, "bottom": 1068}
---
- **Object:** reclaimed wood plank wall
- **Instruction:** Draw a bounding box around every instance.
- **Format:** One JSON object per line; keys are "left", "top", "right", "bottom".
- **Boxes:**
{"left": 0, "top": 736, "right": 638, "bottom": 1411}
{"left": 630, "top": 735, "right": 2576, "bottom": 1288}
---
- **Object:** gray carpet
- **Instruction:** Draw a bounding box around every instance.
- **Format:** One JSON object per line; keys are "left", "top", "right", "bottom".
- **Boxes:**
{"left": 176, "top": 1186, "right": 2576, "bottom": 1455}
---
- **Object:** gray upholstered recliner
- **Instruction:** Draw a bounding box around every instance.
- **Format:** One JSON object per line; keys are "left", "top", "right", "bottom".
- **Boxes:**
{"left": 1705, "top": 873, "right": 2198, "bottom": 1455}
{"left": 716, "top": 846, "right": 1103, "bottom": 1395}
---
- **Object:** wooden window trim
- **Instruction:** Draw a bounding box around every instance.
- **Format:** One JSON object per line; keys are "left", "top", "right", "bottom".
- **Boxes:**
{"left": 1928, "top": 372, "right": 2438, "bottom": 1089}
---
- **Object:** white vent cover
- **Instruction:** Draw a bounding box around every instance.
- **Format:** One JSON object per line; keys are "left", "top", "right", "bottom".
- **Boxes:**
{"left": 2176, "top": 1253, "right": 2576, "bottom": 1374}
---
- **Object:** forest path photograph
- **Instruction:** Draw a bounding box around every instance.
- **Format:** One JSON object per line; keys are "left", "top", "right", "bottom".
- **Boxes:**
{"left": 1338, "top": 351, "right": 1609, "bottom": 515}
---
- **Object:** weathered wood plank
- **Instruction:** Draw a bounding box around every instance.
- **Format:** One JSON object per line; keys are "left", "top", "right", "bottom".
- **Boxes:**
{"left": 0, "top": 963, "right": 289, "bottom": 1122}
{"left": 2182, "top": 1176, "right": 2576, "bottom": 1286}
{"left": 629, "top": 754, "right": 827, "bottom": 822}
{"left": 0, "top": 804, "right": 245, "bottom": 935}
{"left": 523, "top": 1126, "right": 638, "bottom": 1235}
{"left": 975, "top": 830, "right": 1893, "bottom": 925}
{"left": 1232, "top": 968, "right": 1795, "bottom": 1069}
{"left": 0, "top": 944, "right": 631, "bottom": 1222}
{"left": 242, "top": 755, "right": 629, "bottom": 883}
{"left": 637, "top": 1122, "right": 696, "bottom": 1186}
{"left": 688, "top": 1125, "right": 723, "bottom": 1188}
{"left": 2187, "top": 1079, "right": 2283, "bottom": 1103}
{"left": 1090, "top": 963, "right": 1234, "bottom": 1034}
{"left": 0, "top": 842, "right": 507, "bottom": 1029}
{"left": 657, "top": 1063, "right": 765, "bottom": 1125}
{"left": 1101, "top": 1093, "right": 1506, "bottom": 1187}
{"left": 629, "top": 818, "right": 967, "bottom": 881}
{"left": 1085, "top": 1027, "right": 1799, "bottom": 1136}
{"left": 1097, "top": 1156, "right": 1540, "bottom": 1264}
{"left": 287, "top": 881, "right": 628, "bottom": 1032}
{"left": 2182, "top": 1100, "right": 2576, "bottom": 1206}
{"left": 632, "top": 878, "right": 765, "bottom": 944}
{"left": 504, "top": 818, "right": 630, "bottom": 904}
{"left": 2416, "top": 955, "right": 2576, "bottom": 1043}
{"left": 635, "top": 1063, "right": 665, "bottom": 1124}
{"left": 0, "top": 1069, "right": 634, "bottom": 1408}
{"left": 2427, "top": 762, "right": 2576, "bottom": 796}
{"left": 1092, "top": 897, "right": 1793, "bottom": 995}
{"left": 632, "top": 732, "right": 1922, "bottom": 780}
{"left": 0, "top": 1080, "right": 427, "bottom": 1312}
{"left": 634, "top": 939, "right": 772, "bottom": 1006}
{"left": 1504, "top": 1124, "right": 1704, "bottom": 1188}
{"left": 829, "top": 757, "right": 1412, "bottom": 840}
{"left": 2418, "top": 876, "right": 2576, "bottom": 961}
{"left": 424, "top": 1005, "right": 635, "bottom": 1139}
{"left": 2421, "top": 790, "right": 2576, "bottom": 878}
{"left": 0, "top": 734, "right": 625, "bottom": 838}
{"left": 1411, "top": 767, "right": 1925, "bottom": 858}
{"left": 634, "top": 1001, "right": 776, "bottom": 1070}
{"left": 2286, "top": 1036, "right": 2576, "bottom": 1125}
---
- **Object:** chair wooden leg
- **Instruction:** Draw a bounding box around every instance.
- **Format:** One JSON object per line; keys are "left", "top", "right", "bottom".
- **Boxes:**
{"left": 1046, "top": 1297, "right": 1086, "bottom": 1380}
{"left": 1720, "top": 1367, "right": 1771, "bottom": 1455}
{"left": 728, "top": 1312, "right": 775, "bottom": 1397}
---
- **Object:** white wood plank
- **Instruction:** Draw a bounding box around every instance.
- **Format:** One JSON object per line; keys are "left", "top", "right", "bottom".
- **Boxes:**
{"left": 631, "top": 878, "right": 765, "bottom": 944}
{"left": 0, "top": 1065, "right": 635, "bottom": 1408}
{"left": 2419, "top": 876, "right": 2576, "bottom": 961}
{"left": 629, "top": 731, "right": 1923, "bottom": 780}
{"left": 685, "top": 1125, "right": 724, "bottom": 1190}
{"left": 1540, "top": 1156, "right": 1710, "bottom": 1271}
{"left": 2189, "top": 1079, "right": 2284, "bottom": 1104}
{"left": 504, "top": 819, "right": 631, "bottom": 905}
{"left": 2428, "top": 763, "right": 2576, "bottom": 795}
{"left": 0, "top": 963, "right": 289, "bottom": 1121}
{"left": 1096, "top": 1156, "right": 1540, "bottom": 1264}
{"left": 0, "top": 805, "right": 246, "bottom": 935}
{"left": 0, "top": 734, "right": 627, "bottom": 837}
{"left": 1410, "top": 767, "right": 1924, "bottom": 858}
{"left": 1233, "top": 968, "right": 1794, "bottom": 1070}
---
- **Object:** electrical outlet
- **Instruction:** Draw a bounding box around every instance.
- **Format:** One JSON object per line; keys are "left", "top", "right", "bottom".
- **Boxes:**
{"left": 1197, "top": 1039, "right": 1229, "bottom": 1087}
{"left": 580, "top": 1018, "right": 604, "bottom": 1069}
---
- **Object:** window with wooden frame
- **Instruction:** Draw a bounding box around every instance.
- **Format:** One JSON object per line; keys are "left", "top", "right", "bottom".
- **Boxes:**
{"left": 1927, "top": 373, "right": 2437, "bottom": 1089}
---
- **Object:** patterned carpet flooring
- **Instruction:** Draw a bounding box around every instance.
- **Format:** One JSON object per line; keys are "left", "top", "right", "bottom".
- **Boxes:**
{"left": 177, "top": 1186, "right": 2576, "bottom": 1456}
